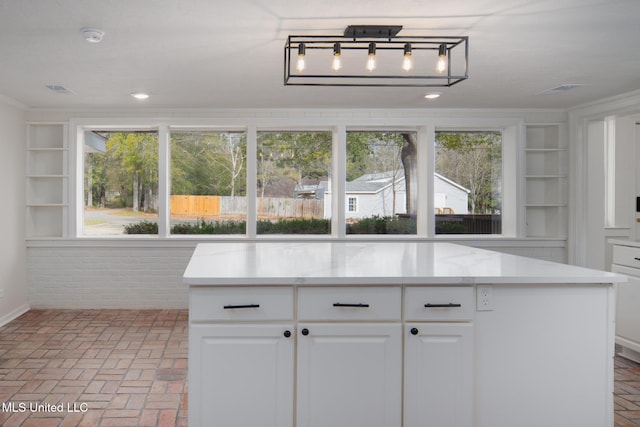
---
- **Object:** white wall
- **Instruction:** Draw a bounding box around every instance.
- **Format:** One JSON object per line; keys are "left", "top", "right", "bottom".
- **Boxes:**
{"left": 0, "top": 96, "right": 29, "bottom": 323}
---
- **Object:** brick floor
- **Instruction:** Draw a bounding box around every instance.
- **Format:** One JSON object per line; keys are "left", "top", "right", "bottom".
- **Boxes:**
{"left": 1, "top": 309, "right": 639, "bottom": 426}
{"left": 0, "top": 310, "right": 187, "bottom": 427}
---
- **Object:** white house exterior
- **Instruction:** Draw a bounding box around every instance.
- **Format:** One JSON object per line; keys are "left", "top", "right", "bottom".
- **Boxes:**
{"left": 323, "top": 170, "right": 469, "bottom": 219}
{"left": 434, "top": 173, "right": 470, "bottom": 214}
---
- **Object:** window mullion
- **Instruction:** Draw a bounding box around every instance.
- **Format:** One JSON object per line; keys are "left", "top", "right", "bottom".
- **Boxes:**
{"left": 158, "top": 125, "right": 170, "bottom": 238}
{"left": 246, "top": 125, "right": 257, "bottom": 238}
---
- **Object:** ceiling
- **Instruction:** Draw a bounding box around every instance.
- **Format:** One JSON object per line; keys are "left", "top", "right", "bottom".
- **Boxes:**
{"left": 1, "top": 0, "right": 639, "bottom": 110}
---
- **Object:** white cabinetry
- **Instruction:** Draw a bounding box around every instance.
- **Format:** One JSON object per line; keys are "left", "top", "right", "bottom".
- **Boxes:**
{"left": 611, "top": 242, "right": 640, "bottom": 362}
{"left": 26, "top": 123, "right": 67, "bottom": 238}
{"left": 188, "top": 286, "right": 295, "bottom": 427}
{"left": 189, "top": 324, "right": 294, "bottom": 427}
{"left": 188, "top": 284, "right": 471, "bottom": 427}
{"left": 404, "top": 286, "right": 474, "bottom": 427}
{"left": 525, "top": 124, "right": 567, "bottom": 238}
{"left": 297, "top": 286, "right": 402, "bottom": 427}
{"left": 297, "top": 323, "right": 402, "bottom": 427}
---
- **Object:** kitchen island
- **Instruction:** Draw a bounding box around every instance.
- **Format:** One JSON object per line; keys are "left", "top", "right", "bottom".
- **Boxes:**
{"left": 184, "top": 241, "right": 625, "bottom": 427}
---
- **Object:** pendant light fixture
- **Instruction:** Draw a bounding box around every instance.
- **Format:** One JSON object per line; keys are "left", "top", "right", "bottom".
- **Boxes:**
{"left": 366, "top": 42, "right": 377, "bottom": 71}
{"left": 437, "top": 44, "right": 447, "bottom": 74}
{"left": 402, "top": 43, "right": 413, "bottom": 71}
{"left": 332, "top": 43, "right": 342, "bottom": 71}
{"left": 284, "top": 25, "right": 468, "bottom": 87}
{"left": 296, "top": 43, "right": 306, "bottom": 72}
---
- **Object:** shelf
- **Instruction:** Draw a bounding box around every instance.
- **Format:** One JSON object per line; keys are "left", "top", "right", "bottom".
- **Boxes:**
{"left": 26, "top": 123, "right": 67, "bottom": 239}
{"left": 524, "top": 124, "right": 568, "bottom": 239}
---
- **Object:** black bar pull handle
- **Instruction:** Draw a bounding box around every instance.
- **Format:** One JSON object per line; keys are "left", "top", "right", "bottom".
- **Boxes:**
{"left": 424, "top": 303, "right": 462, "bottom": 308}
{"left": 333, "top": 303, "right": 370, "bottom": 308}
{"left": 634, "top": 257, "right": 640, "bottom": 261}
{"left": 223, "top": 304, "right": 260, "bottom": 309}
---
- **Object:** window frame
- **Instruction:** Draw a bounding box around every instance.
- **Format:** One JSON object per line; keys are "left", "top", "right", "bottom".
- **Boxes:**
{"left": 347, "top": 196, "right": 358, "bottom": 213}
{"left": 70, "top": 118, "right": 521, "bottom": 240}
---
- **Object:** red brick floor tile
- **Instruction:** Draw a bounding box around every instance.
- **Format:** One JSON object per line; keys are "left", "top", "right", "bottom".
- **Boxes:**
{"left": 0, "top": 309, "right": 187, "bottom": 427}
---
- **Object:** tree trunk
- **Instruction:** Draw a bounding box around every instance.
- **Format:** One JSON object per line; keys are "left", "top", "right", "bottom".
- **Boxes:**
{"left": 133, "top": 171, "right": 139, "bottom": 212}
{"left": 401, "top": 133, "right": 418, "bottom": 217}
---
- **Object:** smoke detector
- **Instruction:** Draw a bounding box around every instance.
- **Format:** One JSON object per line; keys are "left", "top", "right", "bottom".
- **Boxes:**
{"left": 81, "top": 28, "right": 105, "bottom": 43}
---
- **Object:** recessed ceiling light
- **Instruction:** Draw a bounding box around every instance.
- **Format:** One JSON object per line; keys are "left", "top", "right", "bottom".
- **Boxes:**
{"left": 424, "top": 93, "right": 441, "bottom": 99}
{"left": 131, "top": 92, "right": 150, "bottom": 100}
{"left": 45, "top": 84, "right": 74, "bottom": 95}
{"left": 81, "top": 28, "right": 105, "bottom": 43}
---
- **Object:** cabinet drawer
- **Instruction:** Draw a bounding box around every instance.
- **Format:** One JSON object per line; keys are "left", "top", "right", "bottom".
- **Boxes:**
{"left": 298, "top": 287, "right": 401, "bottom": 321}
{"left": 190, "top": 287, "right": 293, "bottom": 321}
{"left": 613, "top": 245, "right": 640, "bottom": 270}
{"left": 405, "top": 287, "right": 474, "bottom": 321}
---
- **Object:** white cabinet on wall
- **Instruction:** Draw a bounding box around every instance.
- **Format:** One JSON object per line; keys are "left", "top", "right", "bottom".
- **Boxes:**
{"left": 26, "top": 123, "right": 67, "bottom": 238}
{"left": 524, "top": 124, "right": 568, "bottom": 238}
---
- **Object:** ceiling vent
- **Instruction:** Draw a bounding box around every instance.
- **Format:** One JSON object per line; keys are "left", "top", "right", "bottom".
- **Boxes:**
{"left": 537, "top": 83, "right": 584, "bottom": 95}
{"left": 46, "top": 84, "right": 74, "bottom": 95}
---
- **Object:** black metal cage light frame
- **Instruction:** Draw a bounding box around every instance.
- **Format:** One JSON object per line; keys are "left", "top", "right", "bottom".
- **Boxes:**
{"left": 284, "top": 25, "right": 469, "bottom": 87}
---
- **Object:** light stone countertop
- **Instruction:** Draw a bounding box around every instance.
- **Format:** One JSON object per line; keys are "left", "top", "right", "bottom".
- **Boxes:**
{"left": 183, "top": 241, "right": 625, "bottom": 286}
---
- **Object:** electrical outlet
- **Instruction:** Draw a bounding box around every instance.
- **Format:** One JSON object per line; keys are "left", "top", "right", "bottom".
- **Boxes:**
{"left": 476, "top": 285, "right": 494, "bottom": 311}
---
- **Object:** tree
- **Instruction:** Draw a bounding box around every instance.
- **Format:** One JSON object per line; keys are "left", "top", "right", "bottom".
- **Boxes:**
{"left": 170, "top": 132, "right": 246, "bottom": 197}
{"left": 257, "top": 132, "right": 331, "bottom": 197}
{"left": 435, "top": 132, "right": 502, "bottom": 214}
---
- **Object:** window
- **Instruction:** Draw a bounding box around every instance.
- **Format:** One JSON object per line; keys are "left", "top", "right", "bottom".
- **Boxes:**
{"left": 347, "top": 197, "right": 358, "bottom": 213}
{"left": 434, "top": 131, "right": 502, "bottom": 234}
{"left": 83, "top": 130, "right": 159, "bottom": 236}
{"left": 170, "top": 131, "right": 247, "bottom": 235}
{"left": 345, "top": 131, "right": 417, "bottom": 235}
{"left": 256, "top": 131, "right": 332, "bottom": 235}
{"left": 74, "top": 120, "right": 517, "bottom": 239}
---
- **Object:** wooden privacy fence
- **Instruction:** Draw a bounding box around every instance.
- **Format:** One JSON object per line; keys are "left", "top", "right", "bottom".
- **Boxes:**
{"left": 171, "top": 195, "right": 324, "bottom": 219}
{"left": 171, "top": 195, "right": 221, "bottom": 216}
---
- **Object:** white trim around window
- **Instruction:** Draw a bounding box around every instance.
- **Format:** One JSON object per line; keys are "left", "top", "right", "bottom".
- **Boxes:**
{"left": 69, "top": 117, "right": 523, "bottom": 240}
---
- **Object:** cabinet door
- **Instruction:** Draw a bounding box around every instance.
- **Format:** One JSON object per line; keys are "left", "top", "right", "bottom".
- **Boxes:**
{"left": 613, "top": 264, "right": 640, "bottom": 360}
{"left": 189, "top": 324, "right": 294, "bottom": 427}
{"left": 404, "top": 323, "right": 473, "bottom": 427}
{"left": 297, "top": 323, "right": 402, "bottom": 427}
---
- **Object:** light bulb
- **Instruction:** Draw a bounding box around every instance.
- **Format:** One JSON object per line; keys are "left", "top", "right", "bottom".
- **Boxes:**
{"left": 402, "top": 43, "right": 413, "bottom": 71}
{"left": 437, "top": 43, "right": 447, "bottom": 74}
{"left": 332, "top": 42, "right": 342, "bottom": 71}
{"left": 366, "top": 42, "right": 377, "bottom": 71}
{"left": 297, "top": 43, "right": 306, "bottom": 72}
{"left": 297, "top": 57, "right": 306, "bottom": 72}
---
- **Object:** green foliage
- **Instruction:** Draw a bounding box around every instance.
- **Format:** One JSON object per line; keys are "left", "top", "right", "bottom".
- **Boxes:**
{"left": 257, "top": 218, "right": 330, "bottom": 234}
{"left": 435, "top": 221, "right": 466, "bottom": 234}
{"left": 171, "top": 219, "right": 246, "bottom": 234}
{"left": 124, "top": 218, "right": 330, "bottom": 235}
{"left": 257, "top": 132, "right": 331, "bottom": 197}
{"left": 171, "top": 132, "right": 246, "bottom": 197}
{"left": 347, "top": 215, "right": 416, "bottom": 235}
{"left": 123, "top": 220, "right": 158, "bottom": 234}
{"left": 345, "top": 132, "right": 405, "bottom": 181}
{"left": 85, "top": 132, "right": 159, "bottom": 212}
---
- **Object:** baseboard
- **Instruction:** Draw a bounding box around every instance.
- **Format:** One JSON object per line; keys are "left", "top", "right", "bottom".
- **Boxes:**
{"left": 0, "top": 304, "right": 30, "bottom": 327}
